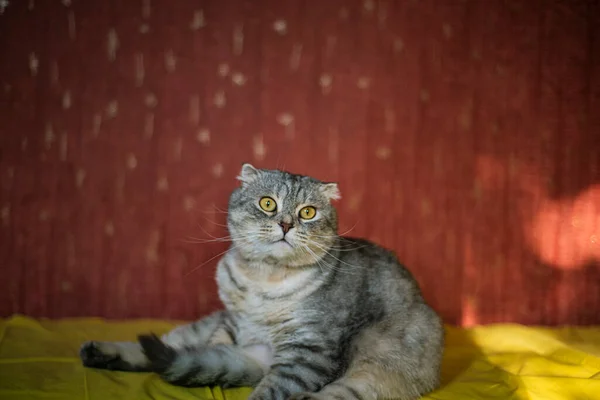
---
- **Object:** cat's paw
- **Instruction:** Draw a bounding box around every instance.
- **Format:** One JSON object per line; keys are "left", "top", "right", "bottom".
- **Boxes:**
{"left": 79, "top": 341, "right": 121, "bottom": 369}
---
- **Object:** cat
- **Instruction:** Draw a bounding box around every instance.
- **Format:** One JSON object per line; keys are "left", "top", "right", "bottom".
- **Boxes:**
{"left": 80, "top": 164, "right": 444, "bottom": 400}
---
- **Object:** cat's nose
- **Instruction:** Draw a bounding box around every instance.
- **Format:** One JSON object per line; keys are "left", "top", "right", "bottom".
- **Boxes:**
{"left": 278, "top": 221, "right": 293, "bottom": 234}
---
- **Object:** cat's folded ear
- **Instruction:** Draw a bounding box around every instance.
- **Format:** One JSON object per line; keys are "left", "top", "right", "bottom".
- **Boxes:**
{"left": 320, "top": 182, "right": 341, "bottom": 201}
{"left": 237, "top": 163, "right": 260, "bottom": 187}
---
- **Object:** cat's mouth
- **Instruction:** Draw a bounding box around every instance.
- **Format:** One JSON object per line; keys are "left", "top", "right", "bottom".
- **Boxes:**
{"left": 275, "top": 238, "right": 293, "bottom": 248}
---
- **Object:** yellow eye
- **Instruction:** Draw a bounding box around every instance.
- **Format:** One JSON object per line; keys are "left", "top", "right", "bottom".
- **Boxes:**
{"left": 299, "top": 206, "right": 316, "bottom": 220}
{"left": 259, "top": 197, "right": 277, "bottom": 212}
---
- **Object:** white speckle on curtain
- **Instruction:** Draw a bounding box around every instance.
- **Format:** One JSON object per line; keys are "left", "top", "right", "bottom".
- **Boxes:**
{"left": 145, "top": 93, "right": 158, "bottom": 108}
{"left": 92, "top": 114, "right": 102, "bottom": 137}
{"left": 189, "top": 95, "right": 200, "bottom": 125}
{"left": 357, "top": 77, "right": 370, "bottom": 89}
{"left": 253, "top": 135, "right": 266, "bottom": 161}
{"left": 190, "top": 9, "right": 206, "bottom": 30}
{"left": 233, "top": 25, "right": 244, "bottom": 56}
{"left": 139, "top": 24, "right": 150, "bottom": 34}
{"left": 212, "top": 163, "right": 224, "bottom": 178}
{"left": 231, "top": 72, "right": 246, "bottom": 86}
{"left": 273, "top": 19, "right": 287, "bottom": 35}
{"left": 213, "top": 90, "right": 226, "bottom": 108}
{"left": 157, "top": 175, "right": 169, "bottom": 191}
{"left": 45, "top": 123, "right": 55, "bottom": 149}
{"left": 142, "top": 0, "right": 151, "bottom": 19}
{"left": 107, "top": 28, "right": 119, "bottom": 61}
{"left": 106, "top": 100, "right": 119, "bottom": 118}
{"left": 104, "top": 221, "right": 115, "bottom": 236}
{"left": 165, "top": 50, "right": 177, "bottom": 72}
{"left": 393, "top": 38, "right": 404, "bottom": 53}
{"left": 59, "top": 133, "right": 68, "bottom": 161}
{"left": 62, "top": 91, "right": 72, "bottom": 109}
{"left": 277, "top": 113, "right": 295, "bottom": 139}
{"left": 218, "top": 63, "right": 230, "bottom": 77}
{"left": 144, "top": 113, "right": 154, "bottom": 139}
{"left": 127, "top": 153, "right": 138, "bottom": 169}
{"left": 290, "top": 44, "right": 302, "bottom": 71}
{"left": 29, "top": 52, "right": 39, "bottom": 77}
{"left": 196, "top": 128, "right": 210, "bottom": 145}
{"left": 135, "top": 53, "right": 145, "bottom": 87}
{"left": 319, "top": 74, "right": 332, "bottom": 95}
{"left": 76, "top": 168, "right": 86, "bottom": 188}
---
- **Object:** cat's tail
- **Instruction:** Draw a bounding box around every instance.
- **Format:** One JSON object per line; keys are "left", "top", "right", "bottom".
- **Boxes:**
{"left": 137, "top": 333, "right": 265, "bottom": 388}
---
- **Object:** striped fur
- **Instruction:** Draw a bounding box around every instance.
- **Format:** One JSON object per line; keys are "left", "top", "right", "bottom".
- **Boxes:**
{"left": 80, "top": 164, "right": 444, "bottom": 400}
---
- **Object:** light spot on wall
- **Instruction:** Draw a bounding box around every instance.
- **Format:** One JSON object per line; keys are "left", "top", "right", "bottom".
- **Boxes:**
{"left": 196, "top": 128, "right": 210, "bottom": 145}
{"left": 339, "top": 7, "right": 349, "bottom": 19}
{"left": 190, "top": 9, "right": 206, "bottom": 30}
{"left": 189, "top": 94, "right": 200, "bottom": 125}
{"left": 92, "top": 114, "right": 102, "bottom": 137}
{"left": 290, "top": 44, "right": 302, "bottom": 71}
{"left": 319, "top": 74, "right": 332, "bottom": 95}
{"left": 212, "top": 163, "right": 224, "bottom": 178}
{"left": 443, "top": 23, "right": 453, "bottom": 39}
{"left": 105, "top": 100, "right": 118, "bottom": 119}
{"left": 144, "top": 93, "right": 157, "bottom": 108}
{"left": 21, "top": 138, "right": 27, "bottom": 151}
{"left": 393, "top": 38, "right": 404, "bottom": 53}
{"left": 231, "top": 72, "right": 246, "bottom": 86}
{"left": 62, "top": 91, "right": 71, "bottom": 109}
{"left": 28, "top": 0, "right": 34, "bottom": 11}
{"left": 127, "top": 153, "right": 137, "bottom": 170}
{"left": 277, "top": 113, "right": 295, "bottom": 139}
{"left": 157, "top": 174, "right": 169, "bottom": 191}
{"left": 139, "top": 24, "right": 150, "bottom": 34}
{"left": 233, "top": 25, "right": 244, "bottom": 56}
{"left": 107, "top": 28, "right": 119, "bottom": 61}
{"left": 363, "top": 0, "right": 375, "bottom": 12}
{"left": 29, "top": 52, "right": 39, "bottom": 76}
{"left": 39, "top": 210, "right": 49, "bottom": 222}
{"left": 165, "top": 49, "right": 177, "bottom": 72}
{"left": 60, "top": 281, "right": 73, "bottom": 293}
{"left": 357, "top": 76, "right": 370, "bottom": 89}
{"left": 273, "top": 19, "right": 287, "bottom": 35}
{"left": 145, "top": 229, "right": 161, "bottom": 265}
{"left": 45, "top": 123, "right": 55, "bottom": 149}
{"left": 419, "top": 89, "right": 430, "bottom": 102}
{"left": 135, "top": 53, "right": 145, "bottom": 87}
{"left": 59, "top": 132, "right": 68, "bottom": 161}
{"left": 384, "top": 107, "right": 396, "bottom": 133}
{"left": 213, "top": 90, "right": 226, "bottom": 108}
{"left": 348, "top": 194, "right": 362, "bottom": 211}
{"left": 218, "top": 63, "right": 230, "bottom": 77}
{"left": 61, "top": 0, "right": 71, "bottom": 6}
{"left": 375, "top": 146, "right": 391, "bottom": 160}
{"left": 144, "top": 113, "right": 154, "bottom": 139}
{"left": 183, "top": 196, "right": 196, "bottom": 212}
{"left": 142, "top": 0, "right": 151, "bottom": 18}
{"left": 76, "top": 168, "right": 86, "bottom": 187}
{"left": 1, "top": 204, "right": 9, "bottom": 226}
{"left": 253, "top": 135, "right": 266, "bottom": 160}
{"left": 420, "top": 198, "right": 432, "bottom": 217}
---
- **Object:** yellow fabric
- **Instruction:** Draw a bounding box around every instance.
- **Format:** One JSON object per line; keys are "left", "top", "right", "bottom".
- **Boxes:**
{"left": 1, "top": 316, "right": 599, "bottom": 399}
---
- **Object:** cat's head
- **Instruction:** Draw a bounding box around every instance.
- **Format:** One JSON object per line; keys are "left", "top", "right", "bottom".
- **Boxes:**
{"left": 228, "top": 163, "right": 340, "bottom": 267}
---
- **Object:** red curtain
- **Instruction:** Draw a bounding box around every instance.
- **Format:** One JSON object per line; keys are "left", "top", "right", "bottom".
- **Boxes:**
{"left": 0, "top": 0, "right": 599, "bottom": 325}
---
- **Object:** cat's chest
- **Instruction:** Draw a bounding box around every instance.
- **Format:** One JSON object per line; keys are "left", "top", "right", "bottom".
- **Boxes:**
{"left": 215, "top": 255, "right": 316, "bottom": 322}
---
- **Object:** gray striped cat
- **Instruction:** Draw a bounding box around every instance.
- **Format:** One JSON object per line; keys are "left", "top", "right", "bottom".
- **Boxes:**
{"left": 80, "top": 164, "right": 444, "bottom": 400}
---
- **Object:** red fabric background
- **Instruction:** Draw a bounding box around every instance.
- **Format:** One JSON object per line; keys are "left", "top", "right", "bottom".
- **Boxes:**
{"left": 0, "top": 0, "right": 599, "bottom": 325}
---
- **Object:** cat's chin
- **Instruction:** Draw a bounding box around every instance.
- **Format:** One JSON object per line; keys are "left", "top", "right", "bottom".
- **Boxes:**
{"left": 268, "top": 240, "right": 295, "bottom": 257}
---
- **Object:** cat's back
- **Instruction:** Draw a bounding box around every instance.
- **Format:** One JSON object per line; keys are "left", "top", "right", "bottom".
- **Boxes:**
{"left": 335, "top": 237, "right": 424, "bottom": 302}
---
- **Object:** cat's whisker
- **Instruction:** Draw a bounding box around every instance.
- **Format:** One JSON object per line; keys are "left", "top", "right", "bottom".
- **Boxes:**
{"left": 184, "top": 243, "right": 242, "bottom": 277}
{"left": 298, "top": 237, "right": 364, "bottom": 273}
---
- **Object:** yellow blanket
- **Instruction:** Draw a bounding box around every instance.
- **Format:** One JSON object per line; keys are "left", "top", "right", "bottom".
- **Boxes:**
{"left": 1, "top": 316, "right": 599, "bottom": 399}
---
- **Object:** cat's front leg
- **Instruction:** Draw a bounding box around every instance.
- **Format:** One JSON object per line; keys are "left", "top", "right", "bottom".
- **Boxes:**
{"left": 248, "top": 342, "right": 339, "bottom": 400}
